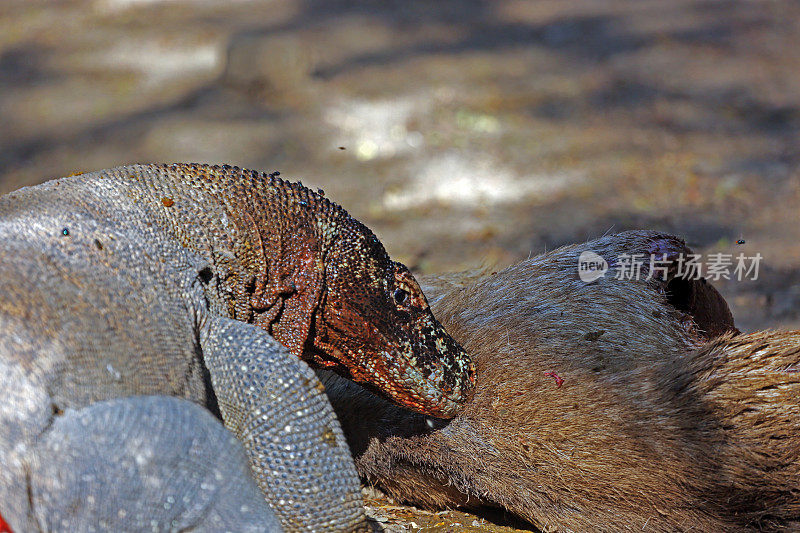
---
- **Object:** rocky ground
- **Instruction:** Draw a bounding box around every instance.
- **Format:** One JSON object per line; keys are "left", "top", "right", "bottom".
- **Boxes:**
{"left": 363, "top": 488, "right": 533, "bottom": 532}
{"left": 2, "top": 1, "right": 799, "bottom": 530}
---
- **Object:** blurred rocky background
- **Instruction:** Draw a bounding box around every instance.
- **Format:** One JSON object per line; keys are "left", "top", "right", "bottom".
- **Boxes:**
{"left": 2, "top": 1, "right": 798, "bottom": 530}
{"left": 2, "top": 0, "right": 799, "bottom": 334}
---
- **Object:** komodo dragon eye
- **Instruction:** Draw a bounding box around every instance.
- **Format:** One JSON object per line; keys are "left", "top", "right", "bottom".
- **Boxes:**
{"left": 393, "top": 288, "right": 409, "bottom": 306}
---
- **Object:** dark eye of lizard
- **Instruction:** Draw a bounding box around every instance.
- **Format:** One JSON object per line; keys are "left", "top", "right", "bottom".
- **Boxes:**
{"left": 393, "top": 288, "right": 409, "bottom": 306}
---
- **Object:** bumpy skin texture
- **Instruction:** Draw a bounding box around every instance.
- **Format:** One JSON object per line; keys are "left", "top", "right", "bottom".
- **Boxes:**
{"left": 323, "top": 231, "right": 800, "bottom": 531}
{"left": 0, "top": 163, "right": 473, "bottom": 532}
{"left": 30, "top": 396, "right": 281, "bottom": 532}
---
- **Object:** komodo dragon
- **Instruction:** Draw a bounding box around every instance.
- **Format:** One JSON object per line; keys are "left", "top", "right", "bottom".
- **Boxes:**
{"left": 0, "top": 163, "right": 475, "bottom": 532}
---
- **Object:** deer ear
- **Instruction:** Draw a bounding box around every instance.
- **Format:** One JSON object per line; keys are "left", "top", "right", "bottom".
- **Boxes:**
{"left": 642, "top": 233, "right": 739, "bottom": 338}
{"left": 664, "top": 274, "right": 738, "bottom": 338}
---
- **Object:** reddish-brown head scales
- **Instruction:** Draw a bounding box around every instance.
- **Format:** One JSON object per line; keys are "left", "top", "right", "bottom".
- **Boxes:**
{"left": 307, "top": 213, "right": 475, "bottom": 419}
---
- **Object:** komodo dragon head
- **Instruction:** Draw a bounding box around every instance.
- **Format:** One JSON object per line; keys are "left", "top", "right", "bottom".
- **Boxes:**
{"left": 311, "top": 226, "right": 476, "bottom": 419}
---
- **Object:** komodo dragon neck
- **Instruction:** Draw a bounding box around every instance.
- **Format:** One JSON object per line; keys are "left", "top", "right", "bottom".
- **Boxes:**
{"left": 132, "top": 163, "right": 362, "bottom": 354}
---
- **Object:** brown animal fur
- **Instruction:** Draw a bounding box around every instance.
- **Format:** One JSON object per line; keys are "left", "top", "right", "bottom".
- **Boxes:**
{"left": 321, "top": 231, "right": 800, "bottom": 532}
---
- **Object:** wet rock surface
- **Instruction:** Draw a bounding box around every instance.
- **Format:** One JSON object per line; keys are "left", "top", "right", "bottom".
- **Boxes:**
{"left": 2, "top": 1, "right": 799, "bottom": 530}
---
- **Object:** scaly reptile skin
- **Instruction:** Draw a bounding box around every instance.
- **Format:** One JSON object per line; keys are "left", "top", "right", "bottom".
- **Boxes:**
{"left": 0, "top": 163, "right": 475, "bottom": 532}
